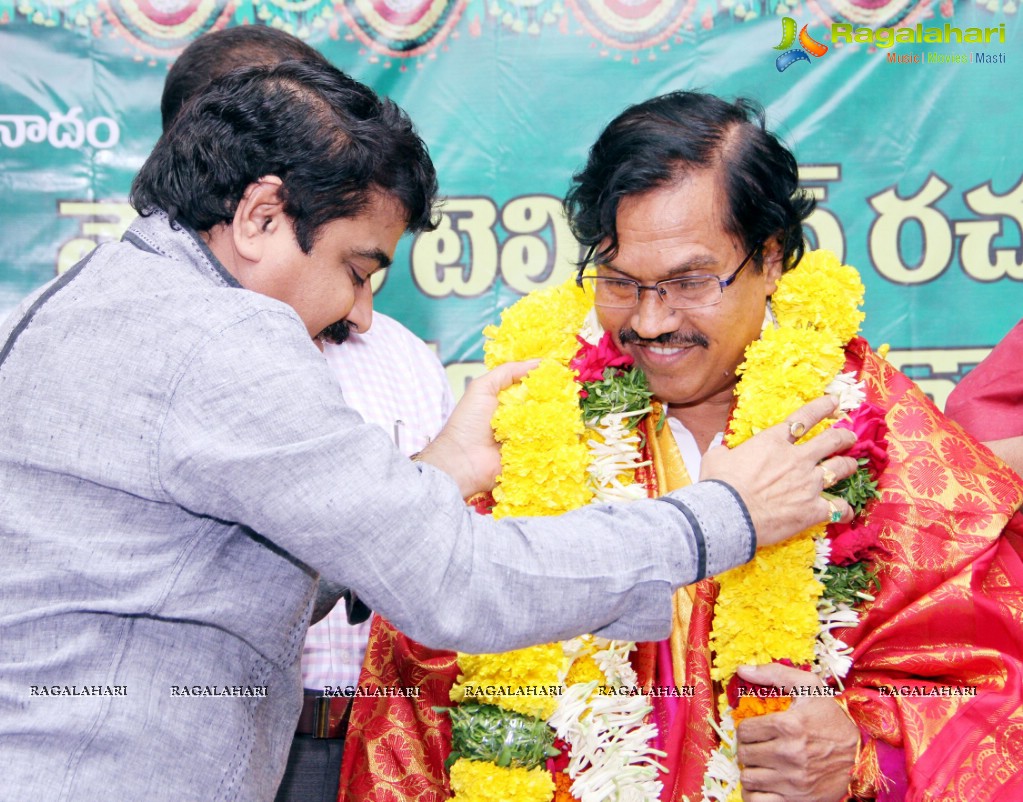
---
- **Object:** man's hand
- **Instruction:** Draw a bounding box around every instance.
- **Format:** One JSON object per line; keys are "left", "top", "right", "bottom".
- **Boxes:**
{"left": 414, "top": 360, "right": 539, "bottom": 498}
{"left": 700, "top": 396, "right": 859, "bottom": 548}
{"left": 735, "top": 663, "right": 859, "bottom": 802}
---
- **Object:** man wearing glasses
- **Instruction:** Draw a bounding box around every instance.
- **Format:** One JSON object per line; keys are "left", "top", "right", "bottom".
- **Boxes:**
{"left": 576, "top": 239, "right": 765, "bottom": 469}
{"left": 562, "top": 90, "right": 1023, "bottom": 801}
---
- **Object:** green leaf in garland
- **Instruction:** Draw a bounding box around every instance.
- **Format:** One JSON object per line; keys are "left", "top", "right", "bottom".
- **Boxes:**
{"left": 821, "top": 561, "right": 880, "bottom": 606}
{"left": 436, "top": 704, "right": 560, "bottom": 771}
{"left": 579, "top": 365, "right": 654, "bottom": 427}
{"left": 831, "top": 459, "right": 880, "bottom": 515}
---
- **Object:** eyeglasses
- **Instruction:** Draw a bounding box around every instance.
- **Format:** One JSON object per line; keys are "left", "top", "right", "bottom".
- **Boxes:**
{"left": 575, "top": 243, "right": 762, "bottom": 310}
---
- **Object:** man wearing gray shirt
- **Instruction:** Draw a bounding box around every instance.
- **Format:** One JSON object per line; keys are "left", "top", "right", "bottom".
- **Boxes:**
{"left": 0, "top": 61, "right": 854, "bottom": 800}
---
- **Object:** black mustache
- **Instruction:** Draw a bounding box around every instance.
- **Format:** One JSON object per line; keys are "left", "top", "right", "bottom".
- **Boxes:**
{"left": 318, "top": 319, "right": 352, "bottom": 345}
{"left": 618, "top": 328, "right": 709, "bottom": 349}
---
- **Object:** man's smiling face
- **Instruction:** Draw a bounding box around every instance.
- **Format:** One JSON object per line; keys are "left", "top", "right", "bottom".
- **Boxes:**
{"left": 593, "top": 169, "right": 783, "bottom": 414}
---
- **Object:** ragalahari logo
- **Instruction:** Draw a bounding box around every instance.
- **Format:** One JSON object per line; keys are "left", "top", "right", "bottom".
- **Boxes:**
{"left": 774, "top": 17, "right": 829, "bottom": 72}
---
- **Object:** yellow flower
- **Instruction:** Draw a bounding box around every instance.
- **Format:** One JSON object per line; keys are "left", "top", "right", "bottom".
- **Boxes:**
{"left": 452, "top": 644, "right": 564, "bottom": 719}
{"left": 726, "top": 327, "right": 842, "bottom": 446}
{"left": 491, "top": 359, "right": 593, "bottom": 519}
{"left": 492, "top": 361, "right": 585, "bottom": 444}
{"left": 450, "top": 759, "right": 555, "bottom": 802}
{"left": 483, "top": 279, "right": 593, "bottom": 368}
{"left": 710, "top": 531, "right": 824, "bottom": 681}
{"left": 493, "top": 438, "right": 593, "bottom": 519}
{"left": 565, "top": 654, "right": 606, "bottom": 687}
{"left": 772, "top": 250, "right": 865, "bottom": 345}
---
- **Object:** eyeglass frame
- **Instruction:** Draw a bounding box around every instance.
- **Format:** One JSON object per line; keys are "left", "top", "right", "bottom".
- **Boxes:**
{"left": 574, "top": 242, "right": 763, "bottom": 310}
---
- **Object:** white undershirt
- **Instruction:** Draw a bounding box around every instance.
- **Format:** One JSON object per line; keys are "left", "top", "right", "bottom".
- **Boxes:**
{"left": 666, "top": 413, "right": 724, "bottom": 480}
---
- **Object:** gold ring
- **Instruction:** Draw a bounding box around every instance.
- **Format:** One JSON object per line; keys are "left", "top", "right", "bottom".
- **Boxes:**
{"left": 825, "top": 497, "right": 842, "bottom": 524}
{"left": 821, "top": 466, "right": 838, "bottom": 488}
{"left": 788, "top": 420, "right": 807, "bottom": 439}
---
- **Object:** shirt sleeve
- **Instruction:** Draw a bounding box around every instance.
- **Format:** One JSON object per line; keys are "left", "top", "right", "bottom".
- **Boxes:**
{"left": 156, "top": 308, "right": 755, "bottom": 653}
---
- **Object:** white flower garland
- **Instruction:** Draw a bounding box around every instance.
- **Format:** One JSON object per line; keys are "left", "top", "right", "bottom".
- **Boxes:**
{"left": 552, "top": 410, "right": 662, "bottom": 801}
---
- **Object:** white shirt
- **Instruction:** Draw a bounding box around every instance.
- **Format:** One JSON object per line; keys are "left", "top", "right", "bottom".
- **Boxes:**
{"left": 301, "top": 312, "right": 454, "bottom": 691}
{"left": 666, "top": 413, "right": 724, "bottom": 479}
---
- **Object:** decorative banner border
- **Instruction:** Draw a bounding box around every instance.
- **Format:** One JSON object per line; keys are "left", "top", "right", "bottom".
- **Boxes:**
{"left": 566, "top": 0, "right": 697, "bottom": 50}
{"left": 337, "top": 0, "right": 468, "bottom": 57}
{"left": 99, "top": 0, "right": 238, "bottom": 56}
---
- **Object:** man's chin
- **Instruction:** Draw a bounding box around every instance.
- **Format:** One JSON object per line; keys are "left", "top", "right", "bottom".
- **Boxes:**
{"left": 317, "top": 320, "right": 352, "bottom": 345}
{"left": 628, "top": 352, "right": 701, "bottom": 404}
{"left": 644, "top": 368, "right": 742, "bottom": 411}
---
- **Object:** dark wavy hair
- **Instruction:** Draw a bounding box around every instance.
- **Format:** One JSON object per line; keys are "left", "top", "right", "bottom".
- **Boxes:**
{"left": 133, "top": 60, "right": 438, "bottom": 251}
{"left": 565, "top": 91, "right": 815, "bottom": 272}
{"left": 160, "top": 25, "right": 332, "bottom": 132}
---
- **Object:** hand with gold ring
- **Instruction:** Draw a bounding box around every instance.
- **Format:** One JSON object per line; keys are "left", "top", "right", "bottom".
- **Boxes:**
{"left": 819, "top": 462, "right": 840, "bottom": 490}
{"left": 700, "top": 395, "right": 859, "bottom": 550}
{"left": 821, "top": 491, "right": 843, "bottom": 524}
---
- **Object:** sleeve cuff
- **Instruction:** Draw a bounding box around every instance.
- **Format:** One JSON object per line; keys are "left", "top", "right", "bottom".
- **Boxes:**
{"left": 657, "top": 479, "right": 755, "bottom": 580}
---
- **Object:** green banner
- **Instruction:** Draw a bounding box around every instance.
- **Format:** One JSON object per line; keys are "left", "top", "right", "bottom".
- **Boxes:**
{"left": 0, "top": 0, "right": 1019, "bottom": 405}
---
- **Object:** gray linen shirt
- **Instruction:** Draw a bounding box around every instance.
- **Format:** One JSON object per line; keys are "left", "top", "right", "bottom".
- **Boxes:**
{"left": 0, "top": 211, "right": 754, "bottom": 800}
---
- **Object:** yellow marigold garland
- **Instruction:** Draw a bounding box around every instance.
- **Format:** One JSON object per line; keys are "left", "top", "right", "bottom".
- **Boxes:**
{"left": 771, "top": 250, "right": 866, "bottom": 343}
{"left": 709, "top": 535, "right": 822, "bottom": 680}
{"left": 450, "top": 645, "right": 564, "bottom": 720}
{"left": 485, "top": 280, "right": 594, "bottom": 521}
{"left": 450, "top": 759, "right": 555, "bottom": 802}
{"left": 451, "top": 277, "right": 662, "bottom": 802}
{"left": 482, "top": 280, "right": 593, "bottom": 369}
{"left": 490, "top": 360, "right": 593, "bottom": 519}
{"left": 458, "top": 254, "right": 866, "bottom": 802}
{"left": 703, "top": 251, "right": 867, "bottom": 802}
{"left": 564, "top": 654, "right": 606, "bottom": 687}
{"left": 726, "top": 326, "right": 845, "bottom": 445}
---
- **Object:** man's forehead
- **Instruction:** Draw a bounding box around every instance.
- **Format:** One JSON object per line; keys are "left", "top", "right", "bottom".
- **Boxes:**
{"left": 612, "top": 173, "right": 729, "bottom": 239}
{"left": 599, "top": 186, "right": 738, "bottom": 276}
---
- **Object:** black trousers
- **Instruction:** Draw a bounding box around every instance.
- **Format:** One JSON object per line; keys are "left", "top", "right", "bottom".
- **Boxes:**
{"left": 274, "top": 734, "right": 344, "bottom": 802}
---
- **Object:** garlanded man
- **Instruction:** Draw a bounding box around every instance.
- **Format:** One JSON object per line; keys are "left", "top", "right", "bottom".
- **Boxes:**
{"left": 340, "top": 92, "right": 1023, "bottom": 802}
{"left": 561, "top": 91, "right": 1023, "bottom": 801}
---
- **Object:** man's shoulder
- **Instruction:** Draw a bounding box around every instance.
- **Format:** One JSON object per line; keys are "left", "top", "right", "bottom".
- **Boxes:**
{"left": 93, "top": 232, "right": 305, "bottom": 334}
{"left": 850, "top": 336, "right": 1023, "bottom": 510}
{"left": 13, "top": 234, "right": 312, "bottom": 384}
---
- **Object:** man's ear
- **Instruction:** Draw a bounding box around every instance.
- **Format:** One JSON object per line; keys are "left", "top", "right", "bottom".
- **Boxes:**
{"left": 232, "top": 176, "right": 286, "bottom": 262}
{"left": 760, "top": 235, "right": 785, "bottom": 295}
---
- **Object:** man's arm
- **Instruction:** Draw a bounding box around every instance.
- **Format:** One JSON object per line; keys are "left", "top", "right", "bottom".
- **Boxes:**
{"left": 157, "top": 311, "right": 854, "bottom": 654}
{"left": 419, "top": 371, "right": 856, "bottom": 540}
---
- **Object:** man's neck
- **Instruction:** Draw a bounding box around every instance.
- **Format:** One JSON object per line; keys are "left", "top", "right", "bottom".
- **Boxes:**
{"left": 667, "top": 397, "right": 733, "bottom": 455}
